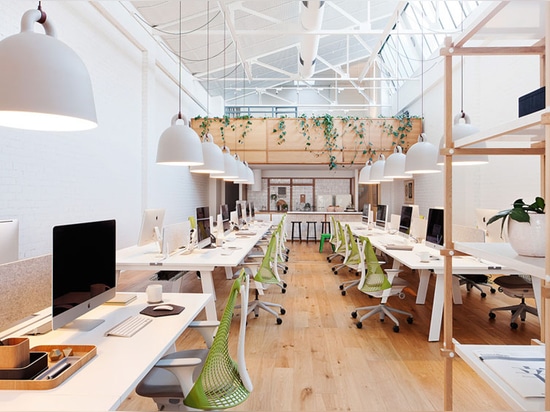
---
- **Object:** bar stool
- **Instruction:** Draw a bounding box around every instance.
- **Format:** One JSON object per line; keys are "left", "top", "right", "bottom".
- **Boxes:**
{"left": 319, "top": 233, "right": 331, "bottom": 252}
{"left": 305, "top": 221, "right": 317, "bottom": 242}
{"left": 320, "top": 220, "right": 331, "bottom": 235}
{"left": 290, "top": 221, "right": 302, "bottom": 242}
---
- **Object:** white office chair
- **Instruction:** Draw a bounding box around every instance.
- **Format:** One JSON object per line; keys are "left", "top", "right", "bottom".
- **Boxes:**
{"left": 489, "top": 275, "right": 537, "bottom": 329}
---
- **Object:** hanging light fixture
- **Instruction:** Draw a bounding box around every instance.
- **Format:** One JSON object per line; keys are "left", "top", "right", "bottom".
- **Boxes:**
{"left": 190, "top": 133, "right": 224, "bottom": 174}
{"left": 156, "top": 2, "right": 203, "bottom": 166}
{"left": 369, "top": 154, "right": 393, "bottom": 183}
{"left": 405, "top": 133, "right": 441, "bottom": 174}
{"left": 232, "top": 154, "right": 249, "bottom": 183}
{"left": 404, "top": 10, "right": 441, "bottom": 174}
{"left": 384, "top": 146, "right": 409, "bottom": 179}
{"left": 358, "top": 160, "right": 373, "bottom": 184}
{"left": 437, "top": 55, "right": 488, "bottom": 166}
{"left": 211, "top": 146, "right": 238, "bottom": 180}
{"left": 0, "top": 4, "right": 97, "bottom": 131}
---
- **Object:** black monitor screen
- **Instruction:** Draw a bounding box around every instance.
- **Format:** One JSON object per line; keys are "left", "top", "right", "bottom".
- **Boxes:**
{"left": 362, "top": 204, "right": 370, "bottom": 223}
{"left": 426, "top": 208, "right": 444, "bottom": 247}
{"left": 220, "top": 204, "right": 230, "bottom": 221}
{"left": 375, "top": 205, "right": 387, "bottom": 227}
{"left": 399, "top": 205, "right": 413, "bottom": 235}
{"left": 52, "top": 219, "right": 116, "bottom": 330}
{"left": 249, "top": 202, "right": 255, "bottom": 217}
{"left": 196, "top": 207, "right": 211, "bottom": 243}
{"left": 236, "top": 202, "right": 243, "bottom": 220}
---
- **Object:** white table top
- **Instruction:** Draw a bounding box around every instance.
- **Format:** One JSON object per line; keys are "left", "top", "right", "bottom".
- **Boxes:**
{"left": 0, "top": 292, "right": 212, "bottom": 411}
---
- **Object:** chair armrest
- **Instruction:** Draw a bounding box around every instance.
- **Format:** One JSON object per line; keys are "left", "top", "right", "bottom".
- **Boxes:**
{"left": 189, "top": 320, "right": 220, "bottom": 348}
{"left": 154, "top": 357, "right": 203, "bottom": 397}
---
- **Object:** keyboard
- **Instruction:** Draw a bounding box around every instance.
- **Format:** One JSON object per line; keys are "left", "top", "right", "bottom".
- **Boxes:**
{"left": 105, "top": 314, "right": 152, "bottom": 337}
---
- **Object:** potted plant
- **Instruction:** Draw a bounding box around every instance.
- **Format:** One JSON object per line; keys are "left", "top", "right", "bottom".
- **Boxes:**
{"left": 487, "top": 197, "right": 546, "bottom": 257}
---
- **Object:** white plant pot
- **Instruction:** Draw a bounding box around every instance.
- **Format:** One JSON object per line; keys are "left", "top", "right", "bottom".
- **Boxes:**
{"left": 507, "top": 213, "right": 546, "bottom": 257}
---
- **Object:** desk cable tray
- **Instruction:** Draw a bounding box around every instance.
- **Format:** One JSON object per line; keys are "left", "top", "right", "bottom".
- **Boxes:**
{"left": 0, "top": 344, "right": 96, "bottom": 390}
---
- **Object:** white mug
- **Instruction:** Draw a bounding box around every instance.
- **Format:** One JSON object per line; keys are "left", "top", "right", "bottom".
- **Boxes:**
{"left": 146, "top": 284, "right": 163, "bottom": 303}
{"left": 418, "top": 251, "right": 430, "bottom": 263}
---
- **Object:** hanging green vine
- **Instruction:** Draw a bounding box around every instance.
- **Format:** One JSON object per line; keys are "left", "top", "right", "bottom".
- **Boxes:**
{"left": 380, "top": 111, "right": 419, "bottom": 147}
{"left": 273, "top": 116, "right": 287, "bottom": 145}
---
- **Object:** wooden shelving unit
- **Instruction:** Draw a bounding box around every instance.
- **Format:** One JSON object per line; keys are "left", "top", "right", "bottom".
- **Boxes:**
{"left": 440, "top": 3, "right": 550, "bottom": 410}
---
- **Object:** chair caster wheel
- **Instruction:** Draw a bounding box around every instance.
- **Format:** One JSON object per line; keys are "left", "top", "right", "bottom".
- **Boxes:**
{"left": 356, "top": 322, "right": 362, "bottom": 329}
{"left": 490, "top": 288, "right": 496, "bottom": 293}
{"left": 351, "top": 311, "right": 357, "bottom": 319}
{"left": 481, "top": 292, "right": 487, "bottom": 298}
{"left": 511, "top": 322, "right": 518, "bottom": 329}
{"left": 283, "top": 282, "right": 287, "bottom": 288}
{"left": 407, "top": 317, "right": 413, "bottom": 324}
{"left": 489, "top": 312, "right": 496, "bottom": 319}
{"left": 281, "top": 288, "right": 286, "bottom": 293}
{"left": 393, "top": 325, "right": 400, "bottom": 333}
{"left": 280, "top": 308, "right": 286, "bottom": 315}
{"left": 339, "top": 285, "right": 344, "bottom": 290}
{"left": 341, "top": 290, "right": 346, "bottom": 296}
{"left": 276, "top": 318, "right": 282, "bottom": 325}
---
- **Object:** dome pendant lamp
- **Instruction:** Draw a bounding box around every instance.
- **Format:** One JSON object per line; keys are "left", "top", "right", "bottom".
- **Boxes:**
{"left": 358, "top": 160, "right": 374, "bottom": 184}
{"left": 369, "top": 154, "right": 393, "bottom": 183}
{"left": 404, "top": 133, "right": 441, "bottom": 174}
{"left": 0, "top": 6, "right": 97, "bottom": 131}
{"left": 190, "top": 133, "right": 224, "bottom": 174}
{"left": 383, "top": 146, "right": 409, "bottom": 179}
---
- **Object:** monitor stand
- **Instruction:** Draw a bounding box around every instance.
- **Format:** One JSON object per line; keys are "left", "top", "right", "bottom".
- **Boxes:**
{"left": 62, "top": 318, "right": 105, "bottom": 332}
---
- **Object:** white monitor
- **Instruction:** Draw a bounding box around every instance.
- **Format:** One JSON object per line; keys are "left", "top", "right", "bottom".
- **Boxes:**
{"left": 398, "top": 205, "right": 413, "bottom": 235}
{"left": 161, "top": 221, "right": 190, "bottom": 255}
{"left": 425, "top": 208, "right": 444, "bottom": 250}
{"left": 196, "top": 206, "right": 212, "bottom": 248}
{"left": 375, "top": 204, "right": 387, "bottom": 229}
{"left": 361, "top": 204, "right": 370, "bottom": 224}
{"left": 137, "top": 209, "right": 165, "bottom": 247}
{"left": 0, "top": 220, "right": 19, "bottom": 264}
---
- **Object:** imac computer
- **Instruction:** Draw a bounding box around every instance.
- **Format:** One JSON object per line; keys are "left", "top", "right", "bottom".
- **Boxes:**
{"left": 475, "top": 208, "right": 503, "bottom": 243}
{"left": 249, "top": 201, "right": 255, "bottom": 221}
{"left": 196, "top": 206, "right": 212, "bottom": 248}
{"left": 220, "top": 204, "right": 231, "bottom": 234}
{"left": 0, "top": 219, "right": 19, "bottom": 264}
{"left": 398, "top": 205, "right": 413, "bottom": 236}
{"left": 375, "top": 204, "right": 387, "bottom": 229}
{"left": 236, "top": 201, "right": 246, "bottom": 228}
{"left": 51, "top": 219, "right": 116, "bottom": 332}
{"left": 361, "top": 204, "right": 371, "bottom": 224}
{"left": 137, "top": 209, "right": 165, "bottom": 248}
{"left": 425, "top": 208, "right": 444, "bottom": 249}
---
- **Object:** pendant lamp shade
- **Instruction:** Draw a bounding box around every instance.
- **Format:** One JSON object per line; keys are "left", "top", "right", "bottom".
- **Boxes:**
{"left": 358, "top": 160, "right": 376, "bottom": 184}
{"left": 0, "top": 9, "right": 97, "bottom": 131}
{"left": 437, "top": 112, "right": 489, "bottom": 166}
{"left": 156, "top": 114, "right": 204, "bottom": 166}
{"left": 212, "top": 147, "right": 238, "bottom": 180}
{"left": 233, "top": 155, "right": 249, "bottom": 183}
{"left": 383, "top": 146, "right": 409, "bottom": 179}
{"left": 369, "top": 155, "right": 393, "bottom": 183}
{"left": 404, "top": 133, "right": 441, "bottom": 174}
{"left": 190, "top": 133, "right": 224, "bottom": 174}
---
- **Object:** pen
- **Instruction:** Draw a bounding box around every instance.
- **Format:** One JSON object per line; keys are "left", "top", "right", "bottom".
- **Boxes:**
{"left": 488, "top": 266, "right": 501, "bottom": 270}
{"left": 47, "top": 362, "right": 72, "bottom": 380}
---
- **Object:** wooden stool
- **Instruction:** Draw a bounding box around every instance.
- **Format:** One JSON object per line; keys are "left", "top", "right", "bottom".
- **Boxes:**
{"left": 305, "top": 221, "right": 317, "bottom": 242}
{"left": 290, "top": 221, "right": 302, "bottom": 242}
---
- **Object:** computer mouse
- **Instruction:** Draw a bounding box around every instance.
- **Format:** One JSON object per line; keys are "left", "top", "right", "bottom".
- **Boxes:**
{"left": 153, "top": 304, "right": 174, "bottom": 311}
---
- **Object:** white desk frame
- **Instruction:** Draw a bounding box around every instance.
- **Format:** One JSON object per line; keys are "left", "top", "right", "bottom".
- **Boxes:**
{"left": 0, "top": 292, "right": 212, "bottom": 411}
{"left": 348, "top": 224, "right": 523, "bottom": 341}
{"left": 116, "top": 222, "right": 272, "bottom": 321}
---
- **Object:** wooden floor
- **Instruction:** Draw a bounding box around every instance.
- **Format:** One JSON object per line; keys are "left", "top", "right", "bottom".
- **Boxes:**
{"left": 117, "top": 240, "right": 540, "bottom": 411}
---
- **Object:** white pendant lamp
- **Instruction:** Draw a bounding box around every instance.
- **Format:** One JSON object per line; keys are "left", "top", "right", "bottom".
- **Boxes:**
{"left": 233, "top": 155, "right": 248, "bottom": 183}
{"left": 0, "top": 8, "right": 97, "bottom": 131}
{"left": 437, "top": 112, "right": 488, "bottom": 166}
{"left": 369, "top": 154, "right": 393, "bottom": 183}
{"left": 358, "top": 160, "right": 376, "bottom": 184}
{"left": 190, "top": 133, "right": 224, "bottom": 174}
{"left": 404, "top": 133, "right": 441, "bottom": 174}
{"left": 384, "top": 146, "right": 409, "bottom": 179}
{"left": 156, "top": 113, "right": 204, "bottom": 166}
{"left": 212, "top": 146, "right": 238, "bottom": 180}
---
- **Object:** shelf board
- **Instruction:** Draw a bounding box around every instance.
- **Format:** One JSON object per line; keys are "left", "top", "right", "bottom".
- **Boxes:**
{"left": 454, "top": 242, "right": 547, "bottom": 280}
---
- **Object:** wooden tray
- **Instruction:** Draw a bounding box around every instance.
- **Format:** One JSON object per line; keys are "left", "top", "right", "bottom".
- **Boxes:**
{"left": 0, "top": 344, "right": 96, "bottom": 390}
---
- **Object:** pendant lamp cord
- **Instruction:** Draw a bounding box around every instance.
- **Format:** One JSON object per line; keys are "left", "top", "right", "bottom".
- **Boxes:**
{"left": 177, "top": 1, "right": 182, "bottom": 120}
{"left": 37, "top": 1, "right": 46, "bottom": 24}
{"left": 206, "top": 1, "right": 210, "bottom": 119}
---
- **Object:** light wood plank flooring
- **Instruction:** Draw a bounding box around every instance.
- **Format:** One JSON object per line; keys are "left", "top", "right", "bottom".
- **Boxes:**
{"left": 117, "top": 240, "right": 540, "bottom": 411}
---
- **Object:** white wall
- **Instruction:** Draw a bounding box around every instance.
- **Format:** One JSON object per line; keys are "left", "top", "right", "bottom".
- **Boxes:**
{"left": 0, "top": 2, "right": 213, "bottom": 258}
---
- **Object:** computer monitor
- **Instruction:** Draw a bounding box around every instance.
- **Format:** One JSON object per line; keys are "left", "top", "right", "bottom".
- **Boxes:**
{"left": 362, "top": 204, "right": 370, "bottom": 223}
{"left": 425, "top": 208, "right": 444, "bottom": 249}
{"left": 0, "top": 219, "right": 18, "bottom": 264}
{"left": 220, "top": 204, "right": 231, "bottom": 233}
{"left": 399, "top": 205, "right": 413, "bottom": 235}
{"left": 475, "top": 208, "right": 503, "bottom": 243}
{"left": 52, "top": 219, "right": 116, "bottom": 332}
{"left": 137, "top": 209, "right": 165, "bottom": 247}
{"left": 375, "top": 204, "right": 387, "bottom": 228}
{"left": 249, "top": 201, "right": 255, "bottom": 219}
{"left": 196, "top": 206, "right": 212, "bottom": 248}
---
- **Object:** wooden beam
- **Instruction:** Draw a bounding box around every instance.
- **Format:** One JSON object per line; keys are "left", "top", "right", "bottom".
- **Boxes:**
{"left": 453, "top": 147, "right": 545, "bottom": 156}
{"left": 441, "top": 46, "right": 545, "bottom": 56}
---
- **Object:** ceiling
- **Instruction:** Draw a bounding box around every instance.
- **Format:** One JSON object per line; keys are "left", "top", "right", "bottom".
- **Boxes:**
{"left": 128, "top": 1, "right": 547, "bottom": 117}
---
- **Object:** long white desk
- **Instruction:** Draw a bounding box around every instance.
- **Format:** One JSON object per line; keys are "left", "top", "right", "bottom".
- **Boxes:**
{"left": 347, "top": 223, "right": 519, "bottom": 341}
{"left": 0, "top": 292, "right": 212, "bottom": 411}
{"left": 116, "top": 222, "right": 272, "bottom": 321}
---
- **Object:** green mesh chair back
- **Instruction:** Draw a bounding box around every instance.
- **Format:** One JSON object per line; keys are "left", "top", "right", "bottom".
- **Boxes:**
{"left": 343, "top": 224, "right": 361, "bottom": 266}
{"left": 184, "top": 269, "right": 253, "bottom": 410}
{"left": 253, "top": 233, "right": 281, "bottom": 285}
{"left": 357, "top": 236, "right": 392, "bottom": 293}
{"left": 333, "top": 220, "right": 346, "bottom": 253}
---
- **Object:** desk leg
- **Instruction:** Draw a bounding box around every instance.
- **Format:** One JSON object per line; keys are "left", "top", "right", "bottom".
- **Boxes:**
{"left": 224, "top": 266, "right": 233, "bottom": 280}
{"left": 429, "top": 272, "right": 444, "bottom": 342}
{"left": 452, "top": 276, "right": 463, "bottom": 304}
{"left": 416, "top": 269, "right": 430, "bottom": 304}
{"left": 200, "top": 270, "right": 218, "bottom": 321}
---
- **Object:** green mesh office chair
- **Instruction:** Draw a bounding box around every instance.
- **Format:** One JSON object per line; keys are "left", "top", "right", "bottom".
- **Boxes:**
{"left": 135, "top": 269, "right": 253, "bottom": 410}
{"left": 326, "top": 216, "right": 344, "bottom": 263}
{"left": 329, "top": 220, "right": 349, "bottom": 273}
{"left": 242, "top": 232, "right": 287, "bottom": 324}
{"left": 351, "top": 236, "right": 414, "bottom": 333}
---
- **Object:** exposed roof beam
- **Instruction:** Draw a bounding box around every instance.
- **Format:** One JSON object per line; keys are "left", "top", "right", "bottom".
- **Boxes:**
{"left": 218, "top": 0, "right": 252, "bottom": 81}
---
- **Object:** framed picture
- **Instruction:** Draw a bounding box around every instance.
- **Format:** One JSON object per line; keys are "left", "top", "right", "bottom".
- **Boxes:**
{"left": 404, "top": 179, "right": 414, "bottom": 204}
